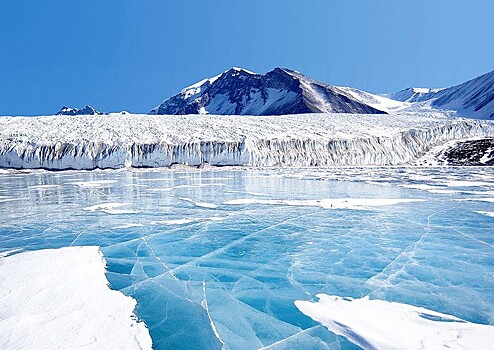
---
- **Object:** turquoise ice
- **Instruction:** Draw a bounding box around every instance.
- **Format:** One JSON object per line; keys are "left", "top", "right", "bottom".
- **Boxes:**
{"left": 1, "top": 167, "right": 493, "bottom": 349}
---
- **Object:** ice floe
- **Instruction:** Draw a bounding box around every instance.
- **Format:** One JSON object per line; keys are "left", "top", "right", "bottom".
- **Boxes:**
{"left": 0, "top": 247, "right": 152, "bottom": 349}
{"left": 295, "top": 294, "right": 494, "bottom": 350}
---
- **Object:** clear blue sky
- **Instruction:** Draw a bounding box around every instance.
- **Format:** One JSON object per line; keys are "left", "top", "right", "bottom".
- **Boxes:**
{"left": 1, "top": 0, "right": 493, "bottom": 115}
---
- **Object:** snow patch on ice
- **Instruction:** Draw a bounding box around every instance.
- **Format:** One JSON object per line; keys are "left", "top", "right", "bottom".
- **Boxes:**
{"left": 457, "top": 197, "right": 494, "bottom": 203}
{"left": 151, "top": 216, "right": 223, "bottom": 226}
{"left": 174, "top": 183, "right": 225, "bottom": 189}
{"left": 427, "top": 189, "right": 465, "bottom": 194}
{"left": 69, "top": 180, "right": 118, "bottom": 187}
{"left": 84, "top": 202, "right": 140, "bottom": 214}
{"left": 443, "top": 180, "right": 492, "bottom": 187}
{"left": 401, "top": 184, "right": 446, "bottom": 191}
{"left": 476, "top": 211, "right": 494, "bottom": 218}
{"left": 295, "top": 294, "right": 494, "bottom": 350}
{"left": 28, "top": 184, "right": 60, "bottom": 190}
{"left": 113, "top": 223, "right": 145, "bottom": 229}
{"left": 145, "top": 187, "right": 173, "bottom": 192}
{"left": 179, "top": 197, "right": 219, "bottom": 209}
{"left": 151, "top": 218, "right": 197, "bottom": 225}
{"left": 224, "top": 198, "right": 424, "bottom": 210}
{"left": 0, "top": 246, "right": 152, "bottom": 349}
{"left": 225, "top": 190, "right": 268, "bottom": 197}
{"left": 0, "top": 198, "right": 20, "bottom": 203}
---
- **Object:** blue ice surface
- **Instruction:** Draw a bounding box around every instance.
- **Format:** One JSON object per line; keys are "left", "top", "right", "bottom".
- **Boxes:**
{"left": 1, "top": 166, "right": 493, "bottom": 350}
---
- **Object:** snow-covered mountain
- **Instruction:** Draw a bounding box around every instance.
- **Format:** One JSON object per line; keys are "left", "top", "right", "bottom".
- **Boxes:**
{"left": 388, "top": 70, "right": 494, "bottom": 119}
{"left": 52, "top": 68, "right": 493, "bottom": 119}
{"left": 150, "top": 68, "right": 389, "bottom": 115}
{"left": 388, "top": 88, "right": 445, "bottom": 103}
{"left": 57, "top": 105, "right": 103, "bottom": 116}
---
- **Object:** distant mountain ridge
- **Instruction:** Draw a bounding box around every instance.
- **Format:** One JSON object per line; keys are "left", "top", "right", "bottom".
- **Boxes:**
{"left": 150, "top": 67, "right": 388, "bottom": 116}
{"left": 54, "top": 67, "right": 494, "bottom": 119}
{"left": 388, "top": 70, "right": 494, "bottom": 119}
{"left": 57, "top": 106, "right": 103, "bottom": 116}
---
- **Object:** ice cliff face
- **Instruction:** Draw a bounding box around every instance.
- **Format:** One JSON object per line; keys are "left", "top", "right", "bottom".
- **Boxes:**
{"left": 150, "top": 68, "right": 387, "bottom": 115}
{"left": 1, "top": 113, "right": 493, "bottom": 170}
{"left": 57, "top": 105, "right": 103, "bottom": 115}
{"left": 389, "top": 70, "right": 494, "bottom": 119}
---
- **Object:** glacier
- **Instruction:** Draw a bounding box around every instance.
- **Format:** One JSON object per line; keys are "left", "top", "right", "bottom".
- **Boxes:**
{"left": 1, "top": 167, "right": 494, "bottom": 349}
{"left": 1, "top": 113, "right": 494, "bottom": 170}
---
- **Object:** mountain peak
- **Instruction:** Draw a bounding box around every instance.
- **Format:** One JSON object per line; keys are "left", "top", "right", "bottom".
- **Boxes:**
{"left": 227, "top": 67, "right": 256, "bottom": 75}
{"left": 150, "top": 67, "right": 386, "bottom": 116}
{"left": 272, "top": 67, "right": 299, "bottom": 74}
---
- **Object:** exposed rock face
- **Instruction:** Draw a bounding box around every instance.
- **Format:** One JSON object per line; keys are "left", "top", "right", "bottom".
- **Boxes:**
{"left": 441, "top": 139, "right": 494, "bottom": 165}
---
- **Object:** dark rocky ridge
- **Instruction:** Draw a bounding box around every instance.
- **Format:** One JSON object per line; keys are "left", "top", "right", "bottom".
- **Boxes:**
{"left": 443, "top": 139, "right": 494, "bottom": 165}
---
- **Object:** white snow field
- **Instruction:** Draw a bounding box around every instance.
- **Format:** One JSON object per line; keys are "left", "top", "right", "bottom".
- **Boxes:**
{"left": 295, "top": 294, "right": 494, "bottom": 350}
{"left": 0, "top": 113, "right": 493, "bottom": 169}
{"left": 0, "top": 247, "right": 152, "bottom": 350}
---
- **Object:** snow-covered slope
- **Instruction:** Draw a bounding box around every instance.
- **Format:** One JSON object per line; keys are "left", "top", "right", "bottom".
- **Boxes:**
{"left": 57, "top": 105, "right": 103, "bottom": 115}
{"left": 388, "top": 70, "right": 494, "bottom": 119}
{"left": 150, "top": 68, "right": 389, "bottom": 115}
{"left": 387, "top": 87, "right": 446, "bottom": 103}
{"left": 1, "top": 113, "right": 493, "bottom": 169}
{"left": 336, "top": 86, "right": 411, "bottom": 113}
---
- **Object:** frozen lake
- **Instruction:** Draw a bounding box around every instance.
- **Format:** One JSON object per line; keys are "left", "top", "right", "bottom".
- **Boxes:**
{"left": 1, "top": 167, "right": 493, "bottom": 349}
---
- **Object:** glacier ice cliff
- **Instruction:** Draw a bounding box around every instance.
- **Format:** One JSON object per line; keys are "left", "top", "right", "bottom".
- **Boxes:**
{"left": 1, "top": 113, "right": 493, "bottom": 170}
